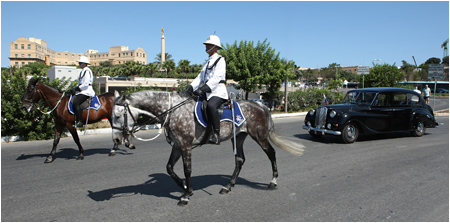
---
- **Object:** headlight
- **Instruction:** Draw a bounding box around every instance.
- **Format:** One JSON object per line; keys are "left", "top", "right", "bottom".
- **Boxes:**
{"left": 309, "top": 109, "right": 315, "bottom": 116}
{"left": 329, "top": 110, "right": 336, "bottom": 118}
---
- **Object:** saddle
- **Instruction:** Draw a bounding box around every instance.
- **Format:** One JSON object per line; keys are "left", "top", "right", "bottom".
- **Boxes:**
{"left": 68, "top": 95, "right": 101, "bottom": 115}
{"left": 194, "top": 95, "right": 246, "bottom": 128}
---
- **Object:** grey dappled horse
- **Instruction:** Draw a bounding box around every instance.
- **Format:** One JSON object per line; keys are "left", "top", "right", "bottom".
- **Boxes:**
{"left": 111, "top": 90, "right": 304, "bottom": 206}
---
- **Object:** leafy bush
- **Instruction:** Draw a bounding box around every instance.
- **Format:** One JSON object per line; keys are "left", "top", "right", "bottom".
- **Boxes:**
{"left": 287, "top": 88, "right": 345, "bottom": 112}
{"left": 1, "top": 64, "right": 72, "bottom": 140}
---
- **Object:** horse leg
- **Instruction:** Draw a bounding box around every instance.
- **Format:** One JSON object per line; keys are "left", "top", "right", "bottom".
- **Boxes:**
{"left": 124, "top": 134, "right": 136, "bottom": 150}
{"left": 220, "top": 133, "right": 247, "bottom": 194}
{"left": 178, "top": 147, "right": 194, "bottom": 206}
{"left": 45, "top": 124, "right": 65, "bottom": 163}
{"left": 66, "top": 124, "right": 85, "bottom": 160}
{"left": 166, "top": 146, "right": 185, "bottom": 190}
{"left": 166, "top": 144, "right": 194, "bottom": 206}
{"left": 109, "top": 141, "right": 119, "bottom": 156}
{"left": 257, "top": 138, "right": 278, "bottom": 189}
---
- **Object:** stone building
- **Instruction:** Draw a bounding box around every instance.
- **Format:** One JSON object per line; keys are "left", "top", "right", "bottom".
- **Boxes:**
{"left": 9, "top": 37, "right": 147, "bottom": 68}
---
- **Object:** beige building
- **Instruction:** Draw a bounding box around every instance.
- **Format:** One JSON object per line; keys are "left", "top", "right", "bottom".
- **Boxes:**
{"left": 9, "top": 37, "right": 148, "bottom": 68}
{"left": 88, "top": 46, "right": 147, "bottom": 66}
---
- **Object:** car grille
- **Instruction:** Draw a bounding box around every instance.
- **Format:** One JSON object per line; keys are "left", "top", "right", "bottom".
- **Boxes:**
{"left": 315, "top": 107, "right": 328, "bottom": 128}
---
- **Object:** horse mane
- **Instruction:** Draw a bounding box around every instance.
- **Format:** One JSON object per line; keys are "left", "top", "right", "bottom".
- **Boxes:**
{"left": 30, "top": 77, "right": 64, "bottom": 94}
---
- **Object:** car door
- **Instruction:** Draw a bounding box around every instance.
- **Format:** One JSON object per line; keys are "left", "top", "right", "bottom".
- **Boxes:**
{"left": 389, "top": 93, "right": 412, "bottom": 131}
{"left": 366, "top": 93, "right": 394, "bottom": 132}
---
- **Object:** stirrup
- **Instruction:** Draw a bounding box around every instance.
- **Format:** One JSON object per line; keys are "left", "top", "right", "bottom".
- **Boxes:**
{"left": 209, "top": 133, "right": 220, "bottom": 145}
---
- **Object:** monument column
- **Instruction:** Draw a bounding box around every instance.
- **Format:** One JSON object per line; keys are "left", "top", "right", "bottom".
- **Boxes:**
{"left": 161, "top": 28, "right": 165, "bottom": 64}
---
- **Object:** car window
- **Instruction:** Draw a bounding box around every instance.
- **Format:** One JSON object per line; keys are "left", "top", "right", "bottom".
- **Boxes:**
{"left": 343, "top": 92, "right": 377, "bottom": 105}
{"left": 372, "top": 93, "right": 388, "bottom": 106}
{"left": 392, "top": 93, "right": 412, "bottom": 106}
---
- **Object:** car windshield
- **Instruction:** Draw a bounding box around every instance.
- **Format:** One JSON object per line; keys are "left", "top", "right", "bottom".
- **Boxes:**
{"left": 342, "top": 91, "right": 377, "bottom": 105}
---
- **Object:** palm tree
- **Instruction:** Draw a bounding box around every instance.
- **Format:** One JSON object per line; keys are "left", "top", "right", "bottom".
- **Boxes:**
{"left": 178, "top": 59, "right": 191, "bottom": 74}
{"left": 154, "top": 53, "right": 174, "bottom": 63}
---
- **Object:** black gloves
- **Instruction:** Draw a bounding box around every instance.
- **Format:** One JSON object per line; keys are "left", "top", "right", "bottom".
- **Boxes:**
{"left": 194, "top": 84, "right": 211, "bottom": 96}
{"left": 69, "top": 86, "right": 80, "bottom": 95}
{"left": 178, "top": 85, "right": 194, "bottom": 97}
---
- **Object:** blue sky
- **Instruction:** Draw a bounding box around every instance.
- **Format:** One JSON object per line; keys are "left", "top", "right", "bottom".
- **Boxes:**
{"left": 1, "top": 1, "right": 449, "bottom": 69}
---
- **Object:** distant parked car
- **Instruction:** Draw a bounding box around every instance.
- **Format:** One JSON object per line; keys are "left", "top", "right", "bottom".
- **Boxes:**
{"left": 302, "top": 87, "right": 439, "bottom": 143}
{"left": 109, "top": 75, "right": 130, "bottom": 81}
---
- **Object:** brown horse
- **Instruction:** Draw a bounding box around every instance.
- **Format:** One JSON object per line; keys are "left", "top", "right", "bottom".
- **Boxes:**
{"left": 21, "top": 77, "right": 133, "bottom": 163}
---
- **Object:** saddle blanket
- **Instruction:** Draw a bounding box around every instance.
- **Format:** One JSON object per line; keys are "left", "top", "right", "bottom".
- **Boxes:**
{"left": 195, "top": 100, "right": 246, "bottom": 128}
{"left": 68, "top": 95, "right": 101, "bottom": 115}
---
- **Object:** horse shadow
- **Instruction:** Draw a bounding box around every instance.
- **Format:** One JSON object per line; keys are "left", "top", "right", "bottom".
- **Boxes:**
{"left": 16, "top": 147, "right": 132, "bottom": 161}
{"left": 87, "top": 173, "right": 270, "bottom": 202}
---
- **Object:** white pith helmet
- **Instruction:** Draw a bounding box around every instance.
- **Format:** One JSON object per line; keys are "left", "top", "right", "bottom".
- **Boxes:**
{"left": 203, "top": 34, "right": 223, "bottom": 50}
{"left": 77, "top": 56, "right": 91, "bottom": 65}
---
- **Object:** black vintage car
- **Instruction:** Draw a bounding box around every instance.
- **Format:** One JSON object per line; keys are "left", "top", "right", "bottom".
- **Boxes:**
{"left": 302, "top": 87, "right": 439, "bottom": 143}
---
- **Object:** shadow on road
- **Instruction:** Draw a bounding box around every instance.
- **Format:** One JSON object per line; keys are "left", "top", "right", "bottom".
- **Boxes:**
{"left": 294, "top": 132, "right": 425, "bottom": 144}
{"left": 87, "top": 173, "right": 271, "bottom": 202}
{"left": 16, "top": 147, "right": 132, "bottom": 161}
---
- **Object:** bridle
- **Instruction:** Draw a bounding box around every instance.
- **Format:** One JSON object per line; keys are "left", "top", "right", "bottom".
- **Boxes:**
{"left": 24, "top": 83, "right": 65, "bottom": 115}
{"left": 112, "top": 93, "right": 195, "bottom": 141}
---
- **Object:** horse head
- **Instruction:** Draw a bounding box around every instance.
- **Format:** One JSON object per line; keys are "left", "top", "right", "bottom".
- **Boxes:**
{"left": 111, "top": 91, "right": 135, "bottom": 145}
{"left": 22, "top": 77, "right": 40, "bottom": 112}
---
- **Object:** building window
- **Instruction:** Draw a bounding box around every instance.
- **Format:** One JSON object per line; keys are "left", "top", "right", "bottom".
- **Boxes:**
{"left": 65, "top": 62, "right": 68, "bottom": 65}
{"left": 28, "top": 44, "right": 31, "bottom": 49}
{"left": 22, "top": 62, "right": 25, "bottom": 65}
{"left": 21, "top": 54, "right": 24, "bottom": 57}
{"left": 28, "top": 54, "right": 31, "bottom": 58}
{"left": 21, "top": 44, "right": 24, "bottom": 49}
{"left": 15, "top": 54, "right": 18, "bottom": 58}
{"left": 15, "top": 44, "right": 18, "bottom": 49}
{"left": 131, "top": 53, "right": 133, "bottom": 56}
{"left": 143, "top": 54, "right": 145, "bottom": 58}
{"left": 15, "top": 62, "right": 19, "bottom": 66}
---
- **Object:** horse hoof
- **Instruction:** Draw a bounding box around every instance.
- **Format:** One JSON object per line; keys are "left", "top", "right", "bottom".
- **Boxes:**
{"left": 44, "top": 157, "right": 53, "bottom": 163}
{"left": 129, "top": 144, "right": 136, "bottom": 150}
{"left": 177, "top": 199, "right": 189, "bottom": 206}
{"left": 268, "top": 183, "right": 277, "bottom": 189}
{"left": 109, "top": 151, "right": 116, "bottom": 156}
{"left": 76, "top": 155, "right": 84, "bottom": 160}
{"left": 219, "top": 187, "right": 230, "bottom": 194}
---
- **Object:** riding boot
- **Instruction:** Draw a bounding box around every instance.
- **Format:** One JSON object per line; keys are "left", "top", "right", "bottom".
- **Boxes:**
{"left": 75, "top": 110, "right": 83, "bottom": 127}
{"left": 208, "top": 110, "right": 221, "bottom": 145}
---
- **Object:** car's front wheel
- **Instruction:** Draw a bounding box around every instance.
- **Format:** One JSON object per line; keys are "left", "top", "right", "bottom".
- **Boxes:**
{"left": 341, "top": 122, "right": 359, "bottom": 143}
{"left": 411, "top": 119, "right": 426, "bottom": 137}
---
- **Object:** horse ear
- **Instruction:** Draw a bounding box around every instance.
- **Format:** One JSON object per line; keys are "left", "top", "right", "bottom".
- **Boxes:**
{"left": 114, "top": 90, "right": 120, "bottom": 98}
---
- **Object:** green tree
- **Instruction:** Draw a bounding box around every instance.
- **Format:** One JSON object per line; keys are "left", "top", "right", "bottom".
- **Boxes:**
{"left": 178, "top": 59, "right": 191, "bottom": 76}
{"left": 220, "top": 39, "right": 288, "bottom": 99}
{"left": 1, "top": 64, "right": 72, "bottom": 140}
{"left": 360, "top": 63, "right": 403, "bottom": 88}
{"left": 154, "top": 53, "right": 174, "bottom": 63}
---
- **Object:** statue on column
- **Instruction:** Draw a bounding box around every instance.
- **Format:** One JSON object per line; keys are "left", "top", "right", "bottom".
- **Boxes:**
{"left": 161, "top": 28, "right": 164, "bottom": 36}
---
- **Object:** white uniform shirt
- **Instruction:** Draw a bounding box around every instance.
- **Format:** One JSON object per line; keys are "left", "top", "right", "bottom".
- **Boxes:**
{"left": 76, "top": 67, "right": 95, "bottom": 97}
{"left": 191, "top": 53, "right": 228, "bottom": 100}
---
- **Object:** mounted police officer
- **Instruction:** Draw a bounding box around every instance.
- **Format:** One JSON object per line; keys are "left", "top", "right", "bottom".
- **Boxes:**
{"left": 69, "top": 56, "right": 95, "bottom": 127}
{"left": 181, "top": 34, "right": 228, "bottom": 145}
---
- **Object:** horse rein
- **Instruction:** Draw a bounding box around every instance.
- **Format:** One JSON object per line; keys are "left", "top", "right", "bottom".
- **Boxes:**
{"left": 113, "top": 93, "right": 195, "bottom": 141}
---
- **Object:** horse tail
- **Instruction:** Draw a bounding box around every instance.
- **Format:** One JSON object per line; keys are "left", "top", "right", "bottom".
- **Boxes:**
{"left": 263, "top": 105, "right": 305, "bottom": 156}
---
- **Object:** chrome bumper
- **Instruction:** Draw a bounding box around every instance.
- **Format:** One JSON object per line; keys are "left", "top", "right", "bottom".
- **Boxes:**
{"left": 302, "top": 125, "right": 342, "bottom": 136}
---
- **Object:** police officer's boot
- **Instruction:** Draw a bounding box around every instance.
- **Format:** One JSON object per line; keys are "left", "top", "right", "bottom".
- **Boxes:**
{"left": 208, "top": 111, "right": 221, "bottom": 145}
{"left": 74, "top": 108, "right": 83, "bottom": 128}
